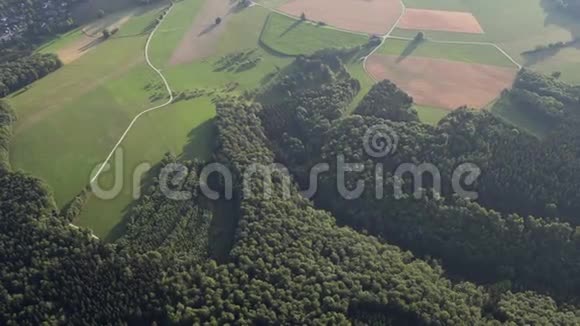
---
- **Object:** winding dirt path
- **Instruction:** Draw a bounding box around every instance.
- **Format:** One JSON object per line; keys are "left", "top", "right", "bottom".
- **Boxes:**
{"left": 90, "top": 3, "right": 175, "bottom": 184}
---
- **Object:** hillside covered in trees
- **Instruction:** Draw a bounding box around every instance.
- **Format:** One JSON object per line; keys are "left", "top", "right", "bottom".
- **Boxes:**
{"left": 2, "top": 52, "right": 580, "bottom": 324}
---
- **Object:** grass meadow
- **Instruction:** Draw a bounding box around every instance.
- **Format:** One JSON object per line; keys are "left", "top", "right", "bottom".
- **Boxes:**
{"left": 77, "top": 3, "right": 300, "bottom": 238}
{"left": 260, "top": 13, "right": 368, "bottom": 56}
{"left": 254, "top": 0, "right": 289, "bottom": 8}
{"left": 8, "top": 0, "right": 220, "bottom": 239}
{"left": 378, "top": 38, "right": 516, "bottom": 67}
{"left": 9, "top": 8, "right": 164, "bottom": 209}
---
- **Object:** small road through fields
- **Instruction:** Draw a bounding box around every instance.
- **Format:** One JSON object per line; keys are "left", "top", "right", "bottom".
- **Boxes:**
{"left": 362, "top": 0, "right": 407, "bottom": 82}
{"left": 90, "top": 2, "right": 175, "bottom": 185}
{"left": 72, "top": 2, "right": 175, "bottom": 240}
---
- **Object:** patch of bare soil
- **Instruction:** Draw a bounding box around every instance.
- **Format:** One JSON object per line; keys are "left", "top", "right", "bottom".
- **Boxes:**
{"left": 168, "top": 0, "right": 238, "bottom": 66}
{"left": 398, "top": 9, "right": 484, "bottom": 34}
{"left": 366, "top": 54, "right": 517, "bottom": 109}
{"left": 57, "top": 3, "right": 164, "bottom": 64}
{"left": 278, "top": 0, "right": 402, "bottom": 35}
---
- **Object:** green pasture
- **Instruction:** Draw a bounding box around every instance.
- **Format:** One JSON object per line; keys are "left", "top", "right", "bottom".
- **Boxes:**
{"left": 378, "top": 38, "right": 516, "bottom": 67}
{"left": 77, "top": 4, "right": 296, "bottom": 238}
{"left": 260, "top": 13, "right": 368, "bottom": 56}
{"left": 402, "top": 0, "right": 470, "bottom": 11}
{"left": 76, "top": 97, "right": 216, "bottom": 240}
{"left": 8, "top": 4, "right": 177, "bottom": 230}
{"left": 254, "top": 0, "right": 289, "bottom": 8}
{"left": 415, "top": 105, "right": 448, "bottom": 125}
{"left": 9, "top": 8, "right": 164, "bottom": 208}
{"left": 147, "top": 0, "right": 205, "bottom": 68}
{"left": 161, "top": 6, "right": 292, "bottom": 92}
{"left": 390, "top": 28, "right": 487, "bottom": 43}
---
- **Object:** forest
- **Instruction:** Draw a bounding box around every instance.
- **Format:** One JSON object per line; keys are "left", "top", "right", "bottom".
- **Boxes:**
{"left": 2, "top": 52, "right": 580, "bottom": 324}
{"left": 0, "top": 53, "right": 62, "bottom": 97}
{"left": 508, "top": 69, "right": 580, "bottom": 124}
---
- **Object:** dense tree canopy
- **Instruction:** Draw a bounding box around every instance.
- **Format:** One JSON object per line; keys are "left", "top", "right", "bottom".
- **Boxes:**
{"left": 0, "top": 100, "right": 14, "bottom": 169}
{"left": 507, "top": 69, "right": 580, "bottom": 124}
{"left": 0, "top": 53, "right": 61, "bottom": 97}
{"left": 355, "top": 79, "right": 418, "bottom": 122}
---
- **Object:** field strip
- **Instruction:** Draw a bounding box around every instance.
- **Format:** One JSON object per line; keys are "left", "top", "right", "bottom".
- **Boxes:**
{"left": 386, "top": 35, "right": 522, "bottom": 69}
{"left": 362, "top": 0, "right": 407, "bottom": 82}
{"left": 250, "top": 1, "right": 370, "bottom": 38}
{"left": 90, "top": 3, "right": 175, "bottom": 185}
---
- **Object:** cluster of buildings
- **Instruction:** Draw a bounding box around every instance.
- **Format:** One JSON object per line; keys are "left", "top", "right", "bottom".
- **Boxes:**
{"left": 0, "top": 0, "right": 71, "bottom": 42}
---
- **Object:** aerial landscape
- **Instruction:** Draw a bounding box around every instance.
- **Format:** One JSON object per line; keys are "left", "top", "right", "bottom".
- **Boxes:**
{"left": 2, "top": 0, "right": 580, "bottom": 323}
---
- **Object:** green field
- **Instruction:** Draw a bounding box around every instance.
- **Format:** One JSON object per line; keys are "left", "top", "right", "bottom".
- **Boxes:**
{"left": 254, "top": 0, "right": 289, "bottom": 8}
{"left": 9, "top": 0, "right": 303, "bottom": 239}
{"left": 77, "top": 97, "right": 216, "bottom": 239}
{"left": 78, "top": 2, "right": 299, "bottom": 238}
{"left": 260, "top": 13, "right": 368, "bottom": 56}
{"left": 7, "top": 1, "right": 208, "bottom": 238}
{"left": 9, "top": 8, "right": 165, "bottom": 208}
{"left": 378, "top": 38, "right": 516, "bottom": 67}
{"left": 415, "top": 105, "right": 448, "bottom": 125}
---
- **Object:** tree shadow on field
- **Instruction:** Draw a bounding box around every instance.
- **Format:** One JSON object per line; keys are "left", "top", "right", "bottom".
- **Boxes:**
{"left": 396, "top": 39, "right": 423, "bottom": 63}
{"left": 199, "top": 23, "right": 219, "bottom": 37}
{"left": 78, "top": 36, "right": 106, "bottom": 52}
{"left": 280, "top": 19, "right": 303, "bottom": 37}
{"left": 522, "top": 46, "right": 563, "bottom": 66}
{"left": 180, "top": 119, "right": 217, "bottom": 162}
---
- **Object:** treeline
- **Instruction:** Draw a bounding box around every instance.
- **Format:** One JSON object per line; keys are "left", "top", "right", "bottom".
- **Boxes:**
{"left": 258, "top": 54, "right": 360, "bottom": 172}
{"left": 354, "top": 79, "right": 418, "bottom": 122}
{"left": 0, "top": 53, "right": 62, "bottom": 97}
{"left": 0, "top": 100, "right": 14, "bottom": 169}
{"left": 507, "top": 69, "right": 580, "bottom": 123}
{"left": 117, "top": 155, "right": 212, "bottom": 261}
